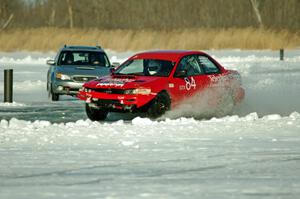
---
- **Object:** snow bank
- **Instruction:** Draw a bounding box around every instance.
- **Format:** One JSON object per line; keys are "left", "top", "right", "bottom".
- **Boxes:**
{"left": 0, "top": 56, "right": 50, "bottom": 65}
{"left": 0, "top": 80, "right": 45, "bottom": 93}
{"left": 1, "top": 112, "right": 299, "bottom": 141}
{"left": 0, "top": 55, "right": 127, "bottom": 66}
{"left": 217, "top": 55, "right": 300, "bottom": 63}
{"left": 1, "top": 111, "right": 299, "bottom": 199}
{"left": 14, "top": 80, "right": 45, "bottom": 91}
{"left": 0, "top": 102, "right": 26, "bottom": 107}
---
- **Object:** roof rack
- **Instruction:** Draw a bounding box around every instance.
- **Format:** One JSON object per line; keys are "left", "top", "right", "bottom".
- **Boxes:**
{"left": 61, "top": 45, "right": 103, "bottom": 51}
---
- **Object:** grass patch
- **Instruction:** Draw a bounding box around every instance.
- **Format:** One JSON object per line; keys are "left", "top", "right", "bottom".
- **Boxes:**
{"left": 0, "top": 27, "right": 299, "bottom": 52}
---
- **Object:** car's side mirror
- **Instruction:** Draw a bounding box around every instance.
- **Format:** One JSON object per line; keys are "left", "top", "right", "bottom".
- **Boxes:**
{"left": 46, "top": 60, "right": 55, "bottom": 65}
{"left": 175, "top": 70, "right": 187, "bottom": 77}
{"left": 112, "top": 62, "right": 120, "bottom": 68}
{"left": 110, "top": 67, "right": 116, "bottom": 74}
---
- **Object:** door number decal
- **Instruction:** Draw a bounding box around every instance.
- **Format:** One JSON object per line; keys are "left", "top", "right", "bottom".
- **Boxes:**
{"left": 184, "top": 77, "right": 196, "bottom": 90}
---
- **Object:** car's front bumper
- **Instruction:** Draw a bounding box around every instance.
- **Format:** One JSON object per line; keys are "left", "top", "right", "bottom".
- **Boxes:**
{"left": 52, "top": 80, "right": 84, "bottom": 95}
{"left": 77, "top": 90, "right": 156, "bottom": 111}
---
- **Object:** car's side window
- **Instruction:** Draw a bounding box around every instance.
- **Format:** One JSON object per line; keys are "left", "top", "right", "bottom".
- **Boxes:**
{"left": 197, "top": 55, "right": 220, "bottom": 74}
{"left": 175, "top": 55, "right": 203, "bottom": 77}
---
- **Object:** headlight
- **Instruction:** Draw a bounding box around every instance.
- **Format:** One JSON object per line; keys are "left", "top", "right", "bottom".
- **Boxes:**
{"left": 80, "top": 87, "right": 91, "bottom": 92}
{"left": 124, "top": 88, "right": 151, "bottom": 95}
{"left": 56, "top": 73, "right": 71, "bottom": 80}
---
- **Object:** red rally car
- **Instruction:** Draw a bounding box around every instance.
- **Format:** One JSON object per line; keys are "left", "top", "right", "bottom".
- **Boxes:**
{"left": 77, "top": 50, "right": 245, "bottom": 121}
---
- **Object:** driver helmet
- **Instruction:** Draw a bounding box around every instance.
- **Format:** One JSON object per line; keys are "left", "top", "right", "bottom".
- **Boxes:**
{"left": 148, "top": 60, "right": 161, "bottom": 75}
{"left": 90, "top": 54, "right": 100, "bottom": 65}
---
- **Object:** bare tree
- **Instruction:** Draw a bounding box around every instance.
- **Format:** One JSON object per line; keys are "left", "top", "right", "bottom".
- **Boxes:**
{"left": 66, "top": 0, "right": 74, "bottom": 28}
{"left": 48, "top": 2, "right": 56, "bottom": 26}
{"left": 250, "top": 0, "right": 263, "bottom": 28}
{"left": 1, "top": 0, "right": 300, "bottom": 30}
{"left": 1, "top": 13, "right": 14, "bottom": 31}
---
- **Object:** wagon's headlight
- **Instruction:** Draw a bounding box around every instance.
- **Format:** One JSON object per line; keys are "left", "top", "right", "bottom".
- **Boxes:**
{"left": 56, "top": 73, "right": 71, "bottom": 80}
{"left": 124, "top": 88, "right": 151, "bottom": 95}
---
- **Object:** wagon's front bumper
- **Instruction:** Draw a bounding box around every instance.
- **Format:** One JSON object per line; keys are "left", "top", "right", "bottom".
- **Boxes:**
{"left": 52, "top": 80, "right": 83, "bottom": 95}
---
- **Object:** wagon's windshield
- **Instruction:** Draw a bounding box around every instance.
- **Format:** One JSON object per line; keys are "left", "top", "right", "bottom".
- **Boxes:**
{"left": 58, "top": 51, "right": 110, "bottom": 67}
{"left": 114, "top": 59, "right": 174, "bottom": 77}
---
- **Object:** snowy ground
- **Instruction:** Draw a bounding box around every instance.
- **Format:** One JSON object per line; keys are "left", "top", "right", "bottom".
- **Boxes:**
{"left": 0, "top": 50, "right": 300, "bottom": 198}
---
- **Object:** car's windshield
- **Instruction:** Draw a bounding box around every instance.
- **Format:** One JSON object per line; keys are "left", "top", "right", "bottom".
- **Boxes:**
{"left": 58, "top": 51, "right": 110, "bottom": 67}
{"left": 114, "top": 59, "right": 174, "bottom": 77}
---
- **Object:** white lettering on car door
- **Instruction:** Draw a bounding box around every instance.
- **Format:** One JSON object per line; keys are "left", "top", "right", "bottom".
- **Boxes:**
{"left": 184, "top": 77, "right": 196, "bottom": 91}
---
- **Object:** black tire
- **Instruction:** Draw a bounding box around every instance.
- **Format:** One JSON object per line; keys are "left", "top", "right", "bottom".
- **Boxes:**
{"left": 85, "top": 103, "right": 108, "bottom": 121}
{"left": 147, "top": 92, "right": 171, "bottom": 118}
{"left": 48, "top": 85, "right": 59, "bottom": 101}
{"left": 51, "top": 92, "right": 59, "bottom": 101}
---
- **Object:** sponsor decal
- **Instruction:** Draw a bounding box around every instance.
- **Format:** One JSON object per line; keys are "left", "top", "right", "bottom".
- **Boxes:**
{"left": 179, "top": 85, "right": 186, "bottom": 91}
{"left": 168, "top": 83, "right": 174, "bottom": 88}
{"left": 96, "top": 78, "right": 135, "bottom": 87}
{"left": 210, "top": 75, "right": 225, "bottom": 83}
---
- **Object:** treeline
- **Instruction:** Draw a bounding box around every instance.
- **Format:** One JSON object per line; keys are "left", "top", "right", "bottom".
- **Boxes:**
{"left": 1, "top": 0, "right": 300, "bottom": 30}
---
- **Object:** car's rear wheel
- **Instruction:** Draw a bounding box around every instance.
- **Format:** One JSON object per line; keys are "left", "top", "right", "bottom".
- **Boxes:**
{"left": 147, "top": 92, "right": 171, "bottom": 118}
{"left": 85, "top": 103, "right": 108, "bottom": 121}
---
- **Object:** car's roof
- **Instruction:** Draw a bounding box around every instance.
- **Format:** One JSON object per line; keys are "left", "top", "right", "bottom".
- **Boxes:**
{"left": 130, "top": 50, "right": 208, "bottom": 62}
{"left": 60, "top": 45, "right": 105, "bottom": 52}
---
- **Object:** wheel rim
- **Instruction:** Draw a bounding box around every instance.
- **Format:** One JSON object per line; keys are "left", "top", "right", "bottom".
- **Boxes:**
{"left": 157, "top": 99, "right": 167, "bottom": 115}
{"left": 148, "top": 92, "right": 170, "bottom": 118}
{"left": 158, "top": 102, "right": 166, "bottom": 112}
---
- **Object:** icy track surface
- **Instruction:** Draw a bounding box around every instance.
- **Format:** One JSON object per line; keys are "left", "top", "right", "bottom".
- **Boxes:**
{"left": 0, "top": 50, "right": 300, "bottom": 198}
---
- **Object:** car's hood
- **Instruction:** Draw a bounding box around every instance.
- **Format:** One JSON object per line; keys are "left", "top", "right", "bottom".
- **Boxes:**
{"left": 56, "top": 65, "right": 110, "bottom": 77}
{"left": 84, "top": 75, "right": 168, "bottom": 90}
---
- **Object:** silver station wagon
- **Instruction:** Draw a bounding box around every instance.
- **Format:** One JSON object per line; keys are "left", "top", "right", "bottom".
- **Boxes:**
{"left": 46, "top": 45, "right": 111, "bottom": 101}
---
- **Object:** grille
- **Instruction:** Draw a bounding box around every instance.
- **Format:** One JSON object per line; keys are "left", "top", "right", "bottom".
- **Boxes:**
{"left": 73, "top": 76, "right": 96, "bottom": 82}
{"left": 90, "top": 88, "right": 125, "bottom": 94}
{"left": 97, "top": 99, "right": 121, "bottom": 106}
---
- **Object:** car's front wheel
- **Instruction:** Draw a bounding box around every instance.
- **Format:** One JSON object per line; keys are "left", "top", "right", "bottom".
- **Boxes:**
{"left": 48, "top": 84, "right": 59, "bottom": 101}
{"left": 147, "top": 92, "right": 171, "bottom": 118}
{"left": 85, "top": 103, "right": 108, "bottom": 121}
